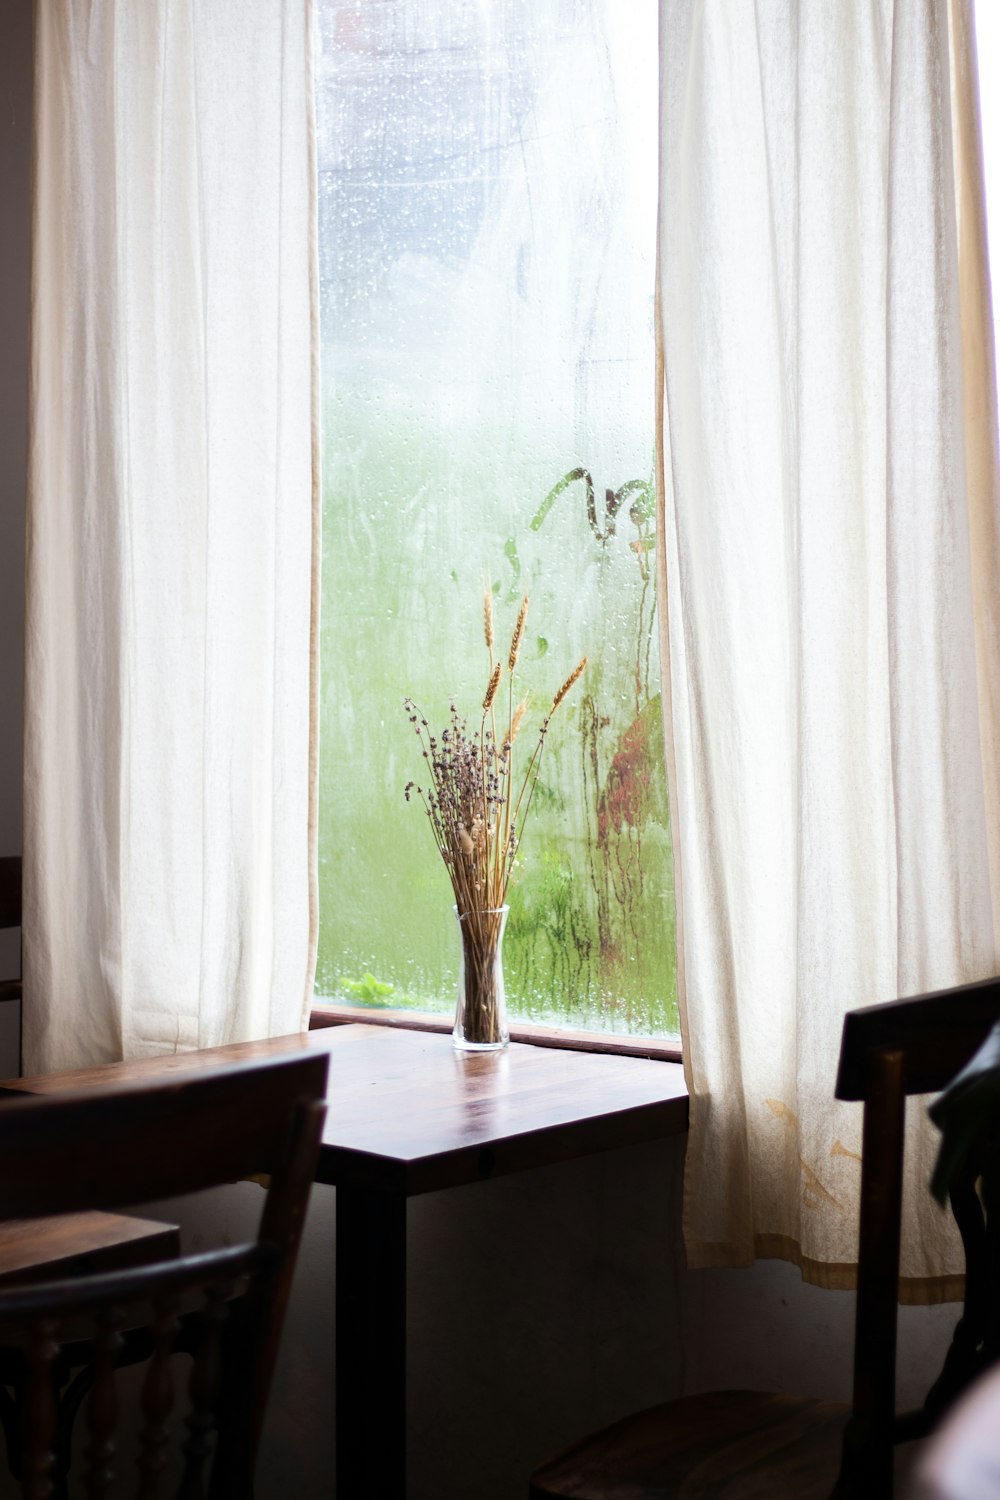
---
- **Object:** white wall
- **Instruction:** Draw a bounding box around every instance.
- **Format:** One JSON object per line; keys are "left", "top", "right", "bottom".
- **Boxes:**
{"left": 0, "top": 5, "right": 959, "bottom": 1497}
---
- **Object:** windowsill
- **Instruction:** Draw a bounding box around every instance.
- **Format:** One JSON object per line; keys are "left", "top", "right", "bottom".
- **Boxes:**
{"left": 309, "top": 1002, "right": 682, "bottom": 1063}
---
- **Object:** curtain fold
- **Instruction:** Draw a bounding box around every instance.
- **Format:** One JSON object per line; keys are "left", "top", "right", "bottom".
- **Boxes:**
{"left": 658, "top": 0, "right": 1000, "bottom": 1295}
{"left": 24, "top": 0, "right": 319, "bottom": 1070}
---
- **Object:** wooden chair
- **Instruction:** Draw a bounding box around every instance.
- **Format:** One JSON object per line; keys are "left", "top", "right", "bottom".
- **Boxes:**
{"left": 530, "top": 975, "right": 1000, "bottom": 1500}
{"left": 0, "top": 852, "right": 186, "bottom": 1486}
{"left": 0, "top": 1046, "right": 328, "bottom": 1498}
{"left": 0, "top": 853, "right": 183, "bottom": 1294}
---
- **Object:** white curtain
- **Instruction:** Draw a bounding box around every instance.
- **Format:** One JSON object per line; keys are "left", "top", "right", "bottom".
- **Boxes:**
{"left": 24, "top": 0, "right": 320, "bottom": 1070}
{"left": 658, "top": 0, "right": 1000, "bottom": 1296}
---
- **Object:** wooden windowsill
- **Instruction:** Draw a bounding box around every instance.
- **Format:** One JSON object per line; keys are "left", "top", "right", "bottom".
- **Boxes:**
{"left": 309, "top": 1002, "right": 682, "bottom": 1063}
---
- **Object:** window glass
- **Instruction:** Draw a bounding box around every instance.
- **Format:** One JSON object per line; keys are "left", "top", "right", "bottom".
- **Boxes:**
{"left": 315, "top": 0, "right": 677, "bottom": 1037}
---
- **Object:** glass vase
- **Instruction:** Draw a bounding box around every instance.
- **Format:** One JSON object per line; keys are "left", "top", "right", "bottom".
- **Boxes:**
{"left": 452, "top": 905, "right": 510, "bottom": 1051}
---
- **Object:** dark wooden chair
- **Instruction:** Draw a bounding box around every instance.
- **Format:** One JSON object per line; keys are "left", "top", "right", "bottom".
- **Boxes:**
{"left": 0, "top": 853, "right": 186, "bottom": 1486}
{"left": 0, "top": 854, "right": 183, "bottom": 1294}
{"left": 530, "top": 975, "right": 1000, "bottom": 1500}
{"left": 0, "top": 1046, "right": 328, "bottom": 1498}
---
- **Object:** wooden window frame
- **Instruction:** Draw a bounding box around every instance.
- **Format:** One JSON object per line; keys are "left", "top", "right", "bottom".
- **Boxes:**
{"left": 309, "top": 1002, "right": 681, "bottom": 1063}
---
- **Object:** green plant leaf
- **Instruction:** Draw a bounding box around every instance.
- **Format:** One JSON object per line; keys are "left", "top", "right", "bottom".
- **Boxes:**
{"left": 340, "top": 973, "right": 396, "bottom": 1007}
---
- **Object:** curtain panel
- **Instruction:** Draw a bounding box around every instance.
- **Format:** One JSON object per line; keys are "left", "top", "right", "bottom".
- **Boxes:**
{"left": 24, "top": 0, "right": 320, "bottom": 1069}
{"left": 658, "top": 0, "right": 1000, "bottom": 1297}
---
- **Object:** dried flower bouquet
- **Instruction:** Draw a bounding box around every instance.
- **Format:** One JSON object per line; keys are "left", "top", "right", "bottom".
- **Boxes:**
{"left": 405, "top": 592, "right": 586, "bottom": 1046}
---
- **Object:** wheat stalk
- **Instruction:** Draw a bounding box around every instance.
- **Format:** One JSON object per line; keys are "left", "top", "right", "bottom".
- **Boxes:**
{"left": 483, "top": 589, "right": 494, "bottom": 657}
{"left": 502, "top": 699, "right": 527, "bottom": 753}
{"left": 551, "top": 656, "right": 587, "bottom": 712}
{"left": 483, "top": 662, "right": 502, "bottom": 712}
{"left": 508, "top": 594, "right": 528, "bottom": 673}
{"left": 501, "top": 596, "right": 529, "bottom": 886}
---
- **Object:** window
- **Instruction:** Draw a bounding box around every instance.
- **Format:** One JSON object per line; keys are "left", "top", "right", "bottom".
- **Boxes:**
{"left": 315, "top": 0, "right": 678, "bottom": 1039}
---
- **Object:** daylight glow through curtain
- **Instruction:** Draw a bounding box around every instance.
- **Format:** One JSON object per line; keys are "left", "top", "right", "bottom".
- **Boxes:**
{"left": 658, "top": 0, "right": 1000, "bottom": 1296}
{"left": 24, "top": 0, "right": 319, "bottom": 1070}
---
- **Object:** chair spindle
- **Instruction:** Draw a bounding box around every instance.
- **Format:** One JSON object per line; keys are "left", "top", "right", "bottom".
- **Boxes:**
{"left": 136, "top": 1296, "right": 180, "bottom": 1500}
{"left": 178, "top": 1284, "right": 232, "bottom": 1500}
{"left": 21, "top": 1318, "right": 58, "bottom": 1500}
{"left": 83, "top": 1307, "right": 124, "bottom": 1499}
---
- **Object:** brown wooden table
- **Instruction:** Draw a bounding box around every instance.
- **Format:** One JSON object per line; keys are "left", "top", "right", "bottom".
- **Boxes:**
{"left": 1, "top": 1022, "right": 688, "bottom": 1499}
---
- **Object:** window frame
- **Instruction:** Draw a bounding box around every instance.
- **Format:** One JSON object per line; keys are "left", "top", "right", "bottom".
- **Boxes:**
{"left": 310, "top": 1001, "right": 681, "bottom": 1062}
{"left": 315, "top": 0, "right": 676, "bottom": 1054}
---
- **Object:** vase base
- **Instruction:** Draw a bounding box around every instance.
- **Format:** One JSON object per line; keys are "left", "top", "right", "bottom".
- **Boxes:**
{"left": 452, "top": 1029, "right": 509, "bottom": 1053}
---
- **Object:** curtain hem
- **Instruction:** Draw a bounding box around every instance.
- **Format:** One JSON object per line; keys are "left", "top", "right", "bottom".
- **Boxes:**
{"left": 684, "top": 1231, "right": 965, "bottom": 1306}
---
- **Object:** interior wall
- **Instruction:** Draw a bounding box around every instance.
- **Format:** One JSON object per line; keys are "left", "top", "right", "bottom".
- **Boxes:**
{"left": 0, "top": 0, "right": 29, "bottom": 865}
{"left": 0, "top": 0, "right": 30, "bottom": 1082}
{"left": 0, "top": 5, "right": 959, "bottom": 1498}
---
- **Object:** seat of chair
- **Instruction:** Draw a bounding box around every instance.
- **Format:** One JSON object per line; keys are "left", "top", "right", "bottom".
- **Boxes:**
{"left": 0, "top": 1211, "right": 180, "bottom": 1287}
{"left": 530, "top": 1390, "right": 851, "bottom": 1500}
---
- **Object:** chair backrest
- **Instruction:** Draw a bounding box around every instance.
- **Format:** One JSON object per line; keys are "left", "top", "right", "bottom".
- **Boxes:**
{"left": 834, "top": 975, "right": 1000, "bottom": 1493}
{"left": 0, "top": 1048, "right": 328, "bottom": 1498}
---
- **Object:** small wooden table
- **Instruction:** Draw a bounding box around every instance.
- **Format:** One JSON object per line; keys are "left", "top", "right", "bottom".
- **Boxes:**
{"left": 1, "top": 1022, "right": 688, "bottom": 1499}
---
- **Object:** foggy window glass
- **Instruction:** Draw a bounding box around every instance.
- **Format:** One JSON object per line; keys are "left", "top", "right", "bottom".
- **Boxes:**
{"left": 315, "top": 0, "right": 678, "bottom": 1038}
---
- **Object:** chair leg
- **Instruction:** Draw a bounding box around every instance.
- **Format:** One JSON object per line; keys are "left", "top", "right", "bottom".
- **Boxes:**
{"left": 53, "top": 1362, "right": 98, "bottom": 1498}
{"left": 0, "top": 1382, "right": 20, "bottom": 1482}
{"left": 835, "top": 1417, "right": 895, "bottom": 1499}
